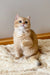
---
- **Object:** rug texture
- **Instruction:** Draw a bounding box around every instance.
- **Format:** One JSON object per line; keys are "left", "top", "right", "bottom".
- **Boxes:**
{"left": 0, "top": 39, "right": 50, "bottom": 75}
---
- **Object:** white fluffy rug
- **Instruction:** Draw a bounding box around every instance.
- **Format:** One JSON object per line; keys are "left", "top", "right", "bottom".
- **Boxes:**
{"left": 0, "top": 39, "right": 50, "bottom": 75}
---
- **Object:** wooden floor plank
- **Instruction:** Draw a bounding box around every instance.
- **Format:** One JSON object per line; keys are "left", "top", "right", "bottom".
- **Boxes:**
{"left": 0, "top": 33, "right": 50, "bottom": 45}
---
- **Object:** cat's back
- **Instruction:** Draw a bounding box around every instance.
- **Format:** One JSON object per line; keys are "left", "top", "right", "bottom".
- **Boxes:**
{"left": 30, "top": 29, "right": 38, "bottom": 46}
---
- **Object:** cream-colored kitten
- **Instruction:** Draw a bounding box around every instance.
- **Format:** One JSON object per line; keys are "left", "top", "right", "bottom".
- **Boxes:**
{"left": 13, "top": 15, "right": 38, "bottom": 58}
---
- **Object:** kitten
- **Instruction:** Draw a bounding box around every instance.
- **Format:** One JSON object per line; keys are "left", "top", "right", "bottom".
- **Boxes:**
{"left": 13, "top": 15, "right": 38, "bottom": 58}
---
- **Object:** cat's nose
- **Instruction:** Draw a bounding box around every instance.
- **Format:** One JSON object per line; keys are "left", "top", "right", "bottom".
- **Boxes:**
{"left": 23, "top": 24, "right": 24, "bottom": 26}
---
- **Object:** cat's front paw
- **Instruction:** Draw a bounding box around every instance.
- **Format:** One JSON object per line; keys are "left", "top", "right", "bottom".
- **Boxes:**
{"left": 11, "top": 51, "right": 21, "bottom": 59}
{"left": 15, "top": 56, "right": 20, "bottom": 59}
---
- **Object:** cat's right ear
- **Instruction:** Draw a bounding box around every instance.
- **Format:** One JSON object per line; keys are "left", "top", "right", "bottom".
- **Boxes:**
{"left": 27, "top": 16, "right": 31, "bottom": 20}
{"left": 15, "top": 14, "right": 19, "bottom": 20}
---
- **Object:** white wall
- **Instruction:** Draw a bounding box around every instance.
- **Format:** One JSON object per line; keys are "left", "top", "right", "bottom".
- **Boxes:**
{"left": 0, "top": 0, "right": 50, "bottom": 38}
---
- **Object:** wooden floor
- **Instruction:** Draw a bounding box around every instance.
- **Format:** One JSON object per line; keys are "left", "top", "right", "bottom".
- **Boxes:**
{"left": 0, "top": 33, "right": 50, "bottom": 45}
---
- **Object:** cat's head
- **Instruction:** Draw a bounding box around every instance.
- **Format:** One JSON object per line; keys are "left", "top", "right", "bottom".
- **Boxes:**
{"left": 14, "top": 14, "right": 31, "bottom": 29}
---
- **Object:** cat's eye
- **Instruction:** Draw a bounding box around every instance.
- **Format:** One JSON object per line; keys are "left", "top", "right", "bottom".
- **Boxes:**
{"left": 25, "top": 21, "right": 28, "bottom": 24}
{"left": 19, "top": 20, "right": 22, "bottom": 23}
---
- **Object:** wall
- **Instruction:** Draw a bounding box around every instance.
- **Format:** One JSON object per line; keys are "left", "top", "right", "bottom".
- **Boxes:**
{"left": 0, "top": 0, "right": 50, "bottom": 38}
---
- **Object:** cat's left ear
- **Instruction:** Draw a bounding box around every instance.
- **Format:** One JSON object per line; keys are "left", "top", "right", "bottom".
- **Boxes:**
{"left": 27, "top": 16, "right": 31, "bottom": 20}
{"left": 15, "top": 14, "right": 19, "bottom": 20}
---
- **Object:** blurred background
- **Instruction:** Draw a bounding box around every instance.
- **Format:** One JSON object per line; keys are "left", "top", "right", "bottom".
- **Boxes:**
{"left": 0, "top": 0, "right": 50, "bottom": 38}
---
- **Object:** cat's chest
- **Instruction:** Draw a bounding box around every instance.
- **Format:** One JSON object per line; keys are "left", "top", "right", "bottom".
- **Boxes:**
{"left": 15, "top": 27, "right": 30, "bottom": 37}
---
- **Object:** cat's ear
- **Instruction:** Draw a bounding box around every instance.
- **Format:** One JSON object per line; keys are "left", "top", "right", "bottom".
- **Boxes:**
{"left": 27, "top": 16, "right": 31, "bottom": 20}
{"left": 15, "top": 14, "right": 19, "bottom": 20}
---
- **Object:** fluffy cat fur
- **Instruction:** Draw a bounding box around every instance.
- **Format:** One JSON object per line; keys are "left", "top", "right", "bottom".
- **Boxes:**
{"left": 13, "top": 15, "right": 38, "bottom": 58}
